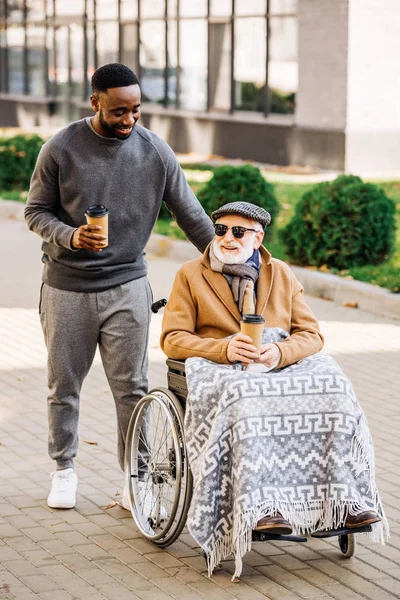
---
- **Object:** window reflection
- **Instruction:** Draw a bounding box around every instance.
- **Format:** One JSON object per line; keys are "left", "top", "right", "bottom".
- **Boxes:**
{"left": 269, "top": 16, "right": 297, "bottom": 113}
{"left": 27, "top": 0, "right": 46, "bottom": 22}
{"left": 234, "top": 18, "right": 266, "bottom": 112}
{"left": 55, "top": 25, "right": 68, "bottom": 96}
{"left": 8, "top": 1, "right": 24, "bottom": 25}
{"left": 121, "top": 23, "right": 138, "bottom": 76}
{"left": 70, "top": 24, "right": 84, "bottom": 98}
{"left": 55, "top": 0, "right": 84, "bottom": 17}
{"left": 235, "top": 0, "right": 266, "bottom": 16}
{"left": 209, "top": 22, "right": 231, "bottom": 111}
{"left": 180, "top": 0, "right": 207, "bottom": 18}
{"left": 167, "top": 0, "right": 177, "bottom": 18}
{"left": 140, "top": 20, "right": 165, "bottom": 104}
{"left": 121, "top": 0, "right": 138, "bottom": 21}
{"left": 179, "top": 19, "right": 207, "bottom": 111}
{"left": 167, "top": 19, "right": 177, "bottom": 105}
{"left": 141, "top": 0, "right": 165, "bottom": 19}
{"left": 210, "top": 0, "right": 231, "bottom": 18}
{"left": 269, "top": 0, "right": 297, "bottom": 15}
{"left": 8, "top": 26, "right": 24, "bottom": 94}
{"left": 96, "top": 0, "right": 118, "bottom": 20}
{"left": 27, "top": 24, "right": 46, "bottom": 95}
{"left": 96, "top": 21, "right": 119, "bottom": 65}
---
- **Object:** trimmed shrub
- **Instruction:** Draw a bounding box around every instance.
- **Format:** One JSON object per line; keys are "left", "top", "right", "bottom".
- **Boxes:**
{"left": 281, "top": 174, "right": 396, "bottom": 269}
{"left": 197, "top": 164, "right": 280, "bottom": 240}
{"left": 0, "top": 134, "right": 45, "bottom": 191}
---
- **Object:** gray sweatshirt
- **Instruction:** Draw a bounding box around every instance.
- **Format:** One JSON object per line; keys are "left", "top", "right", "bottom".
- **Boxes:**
{"left": 25, "top": 118, "right": 214, "bottom": 292}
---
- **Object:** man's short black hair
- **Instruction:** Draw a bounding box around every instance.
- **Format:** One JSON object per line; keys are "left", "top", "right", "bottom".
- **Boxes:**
{"left": 91, "top": 63, "right": 140, "bottom": 95}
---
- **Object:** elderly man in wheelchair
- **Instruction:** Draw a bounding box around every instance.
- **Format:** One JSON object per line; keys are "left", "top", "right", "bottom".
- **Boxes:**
{"left": 124, "top": 201, "right": 388, "bottom": 579}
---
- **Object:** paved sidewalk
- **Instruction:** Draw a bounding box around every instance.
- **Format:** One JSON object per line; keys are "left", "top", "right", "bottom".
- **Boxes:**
{"left": 1, "top": 223, "right": 400, "bottom": 600}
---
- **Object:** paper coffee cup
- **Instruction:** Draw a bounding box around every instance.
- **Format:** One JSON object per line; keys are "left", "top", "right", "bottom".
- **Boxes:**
{"left": 85, "top": 205, "right": 109, "bottom": 247}
{"left": 240, "top": 314, "right": 265, "bottom": 354}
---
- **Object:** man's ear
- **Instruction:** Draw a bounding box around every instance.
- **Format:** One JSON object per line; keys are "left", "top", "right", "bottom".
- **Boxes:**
{"left": 254, "top": 230, "right": 265, "bottom": 249}
{"left": 90, "top": 94, "right": 99, "bottom": 113}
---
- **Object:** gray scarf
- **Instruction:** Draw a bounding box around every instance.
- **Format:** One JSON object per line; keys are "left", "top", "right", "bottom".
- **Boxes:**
{"left": 209, "top": 244, "right": 260, "bottom": 314}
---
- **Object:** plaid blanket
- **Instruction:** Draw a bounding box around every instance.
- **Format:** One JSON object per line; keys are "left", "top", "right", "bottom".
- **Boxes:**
{"left": 184, "top": 329, "right": 389, "bottom": 579}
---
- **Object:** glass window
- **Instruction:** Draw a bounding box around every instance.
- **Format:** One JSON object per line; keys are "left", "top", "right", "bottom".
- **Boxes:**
{"left": 7, "top": 26, "right": 25, "bottom": 94}
{"left": 86, "top": 0, "right": 95, "bottom": 20}
{"left": 121, "top": 0, "right": 138, "bottom": 21}
{"left": 209, "top": 22, "right": 231, "bottom": 111}
{"left": 234, "top": 18, "right": 266, "bottom": 112}
{"left": 70, "top": 23, "right": 84, "bottom": 98}
{"left": 96, "top": 21, "right": 119, "bottom": 65}
{"left": 141, "top": 0, "right": 165, "bottom": 19}
{"left": 8, "top": 1, "right": 24, "bottom": 24}
{"left": 269, "top": 16, "right": 297, "bottom": 113}
{"left": 269, "top": 0, "right": 297, "bottom": 15}
{"left": 210, "top": 0, "right": 231, "bottom": 18}
{"left": 55, "top": 0, "right": 84, "bottom": 17}
{"left": 121, "top": 23, "right": 139, "bottom": 76}
{"left": 235, "top": 0, "right": 265, "bottom": 16}
{"left": 46, "top": 26, "right": 55, "bottom": 93}
{"left": 167, "top": 0, "right": 177, "bottom": 18}
{"left": 27, "top": 0, "right": 46, "bottom": 22}
{"left": 27, "top": 24, "right": 46, "bottom": 95}
{"left": 96, "top": 0, "right": 118, "bottom": 20}
{"left": 46, "top": 0, "right": 54, "bottom": 18}
{"left": 55, "top": 25, "right": 68, "bottom": 96}
{"left": 140, "top": 20, "right": 165, "bottom": 103}
{"left": 86, "top": 22, "right": 95, "bottom": 91}
{"left": 180, "top": 0, "right": 207, "bottom": 18}
{"left": 179, "top": 19, "right": 207, "bottom": 111}
{"left": 167, "top": 19, "right": 177, "bottom": 105}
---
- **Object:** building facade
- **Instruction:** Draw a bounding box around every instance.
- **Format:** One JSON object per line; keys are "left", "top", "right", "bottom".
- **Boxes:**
{"left": 0, "top": 0, "right": 399, "bottom": 172}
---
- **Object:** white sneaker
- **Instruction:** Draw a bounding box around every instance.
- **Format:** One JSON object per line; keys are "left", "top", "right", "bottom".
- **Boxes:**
{"left": 47, "top": 468, "right": 78, "bottom": 509}
{"left": 122, "top": 480, "right": 168, "bottom": 520}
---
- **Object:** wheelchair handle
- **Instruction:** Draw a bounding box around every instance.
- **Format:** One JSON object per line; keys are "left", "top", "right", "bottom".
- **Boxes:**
{"left": 151, "top": 298, "right": 167, "bottom": 313}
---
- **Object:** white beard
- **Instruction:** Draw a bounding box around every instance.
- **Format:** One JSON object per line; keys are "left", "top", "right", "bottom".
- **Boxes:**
{"left": 212, "top": 238, "right": 255, "bottom": 265}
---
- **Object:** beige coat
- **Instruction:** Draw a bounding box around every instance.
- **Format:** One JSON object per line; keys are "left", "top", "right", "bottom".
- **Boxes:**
{"left": 161, "top": 245, "right": 324, "bottom": 368}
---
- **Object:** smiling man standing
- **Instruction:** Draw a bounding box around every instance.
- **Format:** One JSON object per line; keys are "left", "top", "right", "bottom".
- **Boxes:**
{"left": 24, "top": 63, "right": 214, "bottom": 510}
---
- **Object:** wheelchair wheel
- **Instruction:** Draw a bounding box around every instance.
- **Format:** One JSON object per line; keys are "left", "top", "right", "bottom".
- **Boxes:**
{"left": 124, "top": 387, "right": 192, "bottom": 547}
{"left": 338, "top": 533, "right": 355, "bottom": 558}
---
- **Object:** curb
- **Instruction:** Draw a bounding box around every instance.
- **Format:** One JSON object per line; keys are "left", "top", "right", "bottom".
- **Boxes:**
{"left": 2, "top": 198, "right": 399, "bottom": 321}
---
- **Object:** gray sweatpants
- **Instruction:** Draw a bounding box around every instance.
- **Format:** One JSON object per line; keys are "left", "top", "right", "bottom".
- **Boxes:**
{"left": 39, "top": 278, "right": 152, "bottom": 471}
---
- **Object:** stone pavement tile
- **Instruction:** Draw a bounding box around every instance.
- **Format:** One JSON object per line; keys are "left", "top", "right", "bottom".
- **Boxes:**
{"left": 293, "top": 567, "right": 339, "bottom": 586}
{"left": 256, "top": 565, "right": 328, "bottom": 597}
{"left": 57, "top": 553, "right": 94, "bottom": 573}
{"left": 74, "top": 544, "right": 110, "bottom": 561}
{"left": 21, "top": 527, "right": 55, "bottom": 542}
{"left": 107, "top": 546, "right": 148, "bottom": 565}
{"left": 151, "top": 575, "right": 209, "bottom": 600}
{"left": 269, "top": 554, "right": 310, "bottom": 571}
{"left": 75, "top": 567, "right": 115, "bottom": 586}
{"left": 5, "top": 536, "right": 38, "bottom": 553}
{"left": 356, "top": 552, "right": 400, "bottom": 576}
{"left": 242, "top": 551, "right": 273, "bottom": 567}
{"left": 239, "top": 572, "right": 311, "bottom": 600}
{"left": 39, "top": 592, "right": 74, "bottom": 600}
{"left": 66, "top": 521, "right": 105, "bottom": 536}
{"left": 5, "top": 495, "right": 38, "bottom": 509}
{"left": 185, "top": 576, "right": 240, "bottom": 600}
{"left": 251, "top": 541, "right": 286, "bottom": 557}
{"left": 283, "top": 546, "right": 322, "bottom": 562}
{"left": 124, "top": 537, "right": 164, "bottom": 554}
{"left": 180, "top": 555, "right": 208, "bottom": 574}
{"left": 38, "top": 539, "right": 76, "bottom": 557}
{"left": 87, "top": 534, "right": 126, "bottom": 550}
{"left": 1, "top": 584, "right": 39, "bottom": 600}
{"left": 104, "top": 524, "right": 141, "bottom": 541}
{"left": 19, "top": 573, "right": 59, "bottom": 593}
{"left": 5, "top": 514, "right": 40, "bottom": 529}
{"left": 145, "top": 551, "right": 184, "bottom": 569}
{"left": 340, "top": 556, "right": 391, "bottom": 580}
{"left": 93, "top": 582, "right": 142, "bottom": 600}
{"left": 163, "top": 540, "right": 201, "bottom": 559}
{"left": 0, "top": 523, "right": 23, "bottom": 537}
{"left": 0, "top": 546, "right": 22, "bottom": 562}
{"left": 0, "top": 502, "right": 22, "bottom": 517}
{"left": 39, "top": 519, "right": 74, "bottom": 535}
{"left": 2, "top": 559, "right": 40, "bottom": 578}
{"left": 374, "top": 578, "right": 400, "bottom": 595}
{"left": 20, "top": 549, "right": 61, "bottom": 568}
{"left": 92, "top": 557, "right": 133, "bottom": 576}
{"left": 56, "top": 531, "right": 91, "bottom": 546}
{"left": 319, "top": 584, "right": 371, "bottom": 599}
{"left": 130, "top": 559, "right": 169, "bottom": 579}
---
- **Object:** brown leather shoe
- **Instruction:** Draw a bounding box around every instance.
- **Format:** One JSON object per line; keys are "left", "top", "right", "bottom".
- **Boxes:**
{"left": 345, "top": 511, "right": 381, "bottom": 529}
{"left": 254, "top": 513, "right": 293, "bottom": 535}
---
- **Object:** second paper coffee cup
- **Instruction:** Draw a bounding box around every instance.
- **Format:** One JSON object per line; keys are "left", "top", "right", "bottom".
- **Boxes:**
{"left": 240, "top": 314, "right": 265, "bottom": 354}
{"left": 85, "top": 205, "right": 109, "bottom": 247}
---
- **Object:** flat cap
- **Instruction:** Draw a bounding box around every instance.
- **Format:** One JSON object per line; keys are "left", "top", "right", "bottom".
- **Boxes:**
{"left": 211, "top": 201, "right": 271, "bottom": 229}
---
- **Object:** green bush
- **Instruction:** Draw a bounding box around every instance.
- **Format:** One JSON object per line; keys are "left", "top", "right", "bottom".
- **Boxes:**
{"left": 281, "top": 174, "right": 396, "bottom": 269}
{"left": 197, "top": 164, "right": 280, "bottom": 240}
{"left": 0, "top": 134, "right": 45, "bottom": 191}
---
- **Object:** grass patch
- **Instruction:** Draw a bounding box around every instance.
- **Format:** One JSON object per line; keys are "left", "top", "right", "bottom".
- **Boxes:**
{"left": 0, "top": 189, "right": 28, "bottom": 202}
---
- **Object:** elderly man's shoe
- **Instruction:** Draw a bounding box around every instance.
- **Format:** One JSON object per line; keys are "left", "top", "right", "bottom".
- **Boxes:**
{"left": 345, "top": 511, "right": 381, "bottom": 528}
{"left": 254, "top": 513, "right": 292, "bottom": 535}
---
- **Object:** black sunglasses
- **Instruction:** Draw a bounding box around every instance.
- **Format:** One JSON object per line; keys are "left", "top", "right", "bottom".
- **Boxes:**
{"left": 213, "top": 224, "right": 260, "bottom": 239}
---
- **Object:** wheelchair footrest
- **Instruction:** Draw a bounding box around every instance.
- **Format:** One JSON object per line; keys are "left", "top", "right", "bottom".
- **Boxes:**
{"left": 252, "top": 531, "right": 307, "bottom": 542}
{"left": 311, "top": 525, "right": 372, "bottom": 538}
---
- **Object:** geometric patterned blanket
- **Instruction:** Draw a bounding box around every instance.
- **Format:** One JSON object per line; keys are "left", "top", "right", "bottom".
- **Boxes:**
{"left": 184, "top": 329, "right": 389, "bottom": 579}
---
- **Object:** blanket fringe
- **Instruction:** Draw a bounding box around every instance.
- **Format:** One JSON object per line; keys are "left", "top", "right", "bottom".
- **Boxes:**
{"left": 203, "top": 499, "right": 389, "bottom": 580}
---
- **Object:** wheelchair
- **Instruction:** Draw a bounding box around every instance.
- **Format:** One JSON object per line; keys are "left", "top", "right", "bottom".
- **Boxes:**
{"left": 123, "top": 300, "right": 372, "bottom": 561}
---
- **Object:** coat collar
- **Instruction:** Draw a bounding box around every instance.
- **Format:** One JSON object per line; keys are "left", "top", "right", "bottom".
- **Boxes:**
{"left": 201, "top": 243, "right": 274, "bottom": 321}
